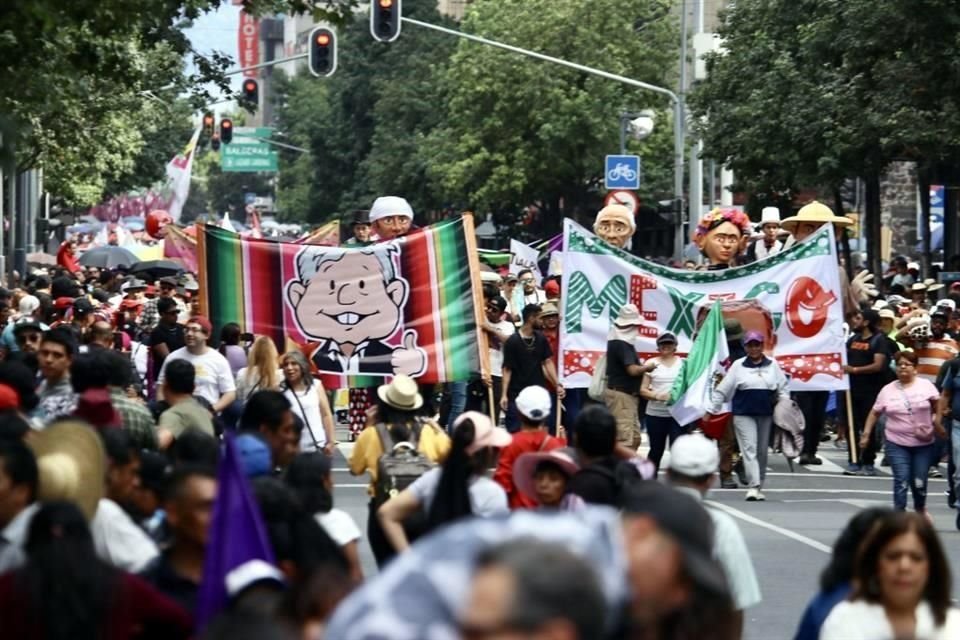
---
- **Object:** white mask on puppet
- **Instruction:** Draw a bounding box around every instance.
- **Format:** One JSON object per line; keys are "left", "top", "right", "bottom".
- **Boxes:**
{"left": 594, "top": 204, "right": 636, "bottom": 250}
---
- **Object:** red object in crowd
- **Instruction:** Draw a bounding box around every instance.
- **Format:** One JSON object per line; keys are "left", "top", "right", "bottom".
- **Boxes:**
{"left": 0, "top": 383, "right": 20, "bottom": 410}
{"left": 699, "top": 412, "right": 731, "bottom": 440}
{"left": 56, "top": 241, "right": 81, "bottom": 274}
{"left": 146, "top": 210, "right": 173, "bottom": 239}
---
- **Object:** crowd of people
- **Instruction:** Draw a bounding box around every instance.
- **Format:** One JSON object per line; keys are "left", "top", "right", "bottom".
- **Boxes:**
{"left": 0, "top": 195, "right": 956, "bottom": 639}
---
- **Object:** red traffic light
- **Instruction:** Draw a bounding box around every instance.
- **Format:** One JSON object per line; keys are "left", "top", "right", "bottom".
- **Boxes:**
{"left": 243, "top": 80, "right": 256, "bottom": 92}
{"left": 309, "top": 27, "right": 337, "bottom": 77}
{"left": 379, "top": 0, "right": 393, "bottom": 7}
{"left": 222, "top": 120, "right": 232, "bottom": 129}
{"left": 316, "top": 33, "right": 331, "bottom": 46}
{"left": 370, "top": 0, "right": 401, "bottom": 43}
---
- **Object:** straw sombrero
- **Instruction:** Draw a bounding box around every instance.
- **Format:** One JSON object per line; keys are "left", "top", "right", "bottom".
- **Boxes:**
{"left": 28, "top": 420, "right": 106, "bottom": 521}
{"left": 780, "top": 201, "right": 853, "bottom": 234}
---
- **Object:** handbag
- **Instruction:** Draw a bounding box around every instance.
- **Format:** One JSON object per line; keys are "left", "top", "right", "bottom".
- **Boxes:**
{"left": 588, "top": 354, "right": 608, "bottom": 401}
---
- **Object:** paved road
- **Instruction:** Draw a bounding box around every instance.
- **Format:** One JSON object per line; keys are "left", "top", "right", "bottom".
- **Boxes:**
{"left": 330, "top": 434, "right": 960, "bottom": 640}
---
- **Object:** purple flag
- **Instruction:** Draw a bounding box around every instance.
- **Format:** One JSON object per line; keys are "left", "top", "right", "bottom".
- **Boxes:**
{"left": 195, "top": 434, "right": 275, "bottom": 629}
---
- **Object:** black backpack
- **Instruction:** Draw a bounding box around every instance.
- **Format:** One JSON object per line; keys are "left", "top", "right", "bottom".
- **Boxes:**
{"left": 573, "top": 458, "right": 644, "bottom": 507}
{"left": 373, "top": 420, "right": 436, "bottom": 507}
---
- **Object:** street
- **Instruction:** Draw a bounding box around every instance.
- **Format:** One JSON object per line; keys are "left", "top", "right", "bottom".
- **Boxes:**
{"left": 331, "top": 433, "right": 960, "bottom": 640}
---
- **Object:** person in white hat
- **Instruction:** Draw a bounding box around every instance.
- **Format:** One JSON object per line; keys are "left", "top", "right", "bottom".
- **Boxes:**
{"left": 744, "top": 207, "right": 783, "bottom": 263}
{"left": 368, "top": 196, "right": 414, "bottom": 241}
{"left": 666, "top": 434, "right": 762, "bottom": 624}
{"left": 603, "top": 304, "right": 657, "bottom": 449}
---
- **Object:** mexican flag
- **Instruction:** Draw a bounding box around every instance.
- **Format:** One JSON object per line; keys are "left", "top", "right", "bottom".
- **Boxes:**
{"left": 668, "top": 302, "right": 729, "bottom": 426}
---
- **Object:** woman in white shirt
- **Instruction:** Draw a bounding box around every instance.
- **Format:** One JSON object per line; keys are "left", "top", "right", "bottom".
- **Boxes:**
{"left": 280, "top": 350, "right": 336, "bottom": 455}
{"left": 820, "top": 511, "right": 960, "bottom": 640}
{"left": 285, "top": 452, "right": 363, "bottom": 582}
{"left": 235, "top": 336, "right": 282, "bottom": 404}
{"left": 640, "top": 332, "right": 685, "bottom": 475}
{"left": 378, "top": 411, "right": 512, "bottom": 553}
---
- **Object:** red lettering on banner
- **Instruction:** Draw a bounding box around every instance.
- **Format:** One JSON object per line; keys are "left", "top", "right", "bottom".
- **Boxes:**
{"left": 238, "top": 13, "right": 260, "bottom": 78}
{"left": 785, "top": 277, "right": 837, "bottom": 338}
{"left": 629, "top": 275, "right": 658, "bottom": 320}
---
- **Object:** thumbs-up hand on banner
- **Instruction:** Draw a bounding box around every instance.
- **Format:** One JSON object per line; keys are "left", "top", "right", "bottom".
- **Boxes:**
{"left": 391, "top": 330, "right": 427, "bottom": 377}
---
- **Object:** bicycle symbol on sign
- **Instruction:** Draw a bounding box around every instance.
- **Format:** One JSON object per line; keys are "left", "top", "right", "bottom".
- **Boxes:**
{"left": 607, "top": 163, "right": 638, "bottom": 183}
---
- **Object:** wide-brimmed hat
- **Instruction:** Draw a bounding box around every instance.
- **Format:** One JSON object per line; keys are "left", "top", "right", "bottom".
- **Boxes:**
{"left": 613, "top": 303, "right": 645, "bottom": 327}
{"left": 759, "top": 207, "right": 780, "bottom": 226}
{"left": 878, "top": 308, "right": 897, "bottom": 321}
{"left": 377, "top": 374, "right": 423, "bottom": 411}
{"left": 28, "top": 420, "right": 106, "bottom": 521}
{"left": 911, "top": 282, "right": 928, "bottom": 293}
{"left": 540, "top": 301, "right": 560, "bottom": 317}
{"left": 923, "top": 278, "right": 944, "bottom": 292}
{"left": 512, "top": 449, "right": 580, "bottom": 503}
{"left": 780, "top": 201, "right": 852, "bottom": 234}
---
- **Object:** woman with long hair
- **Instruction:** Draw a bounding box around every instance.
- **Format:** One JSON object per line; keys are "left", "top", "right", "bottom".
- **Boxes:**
{"left": 861, "top": 350, "right": 946, "bottom": 517}
{"left": 280, "top": 350, "right": 335, "bottom": 456}
{"left": 378, "top": 411, "right": 511, "bottom": 553}
{"left": 821, "top": 511, "right": 960, "bottom": 639}
{"left": 217, "top": 322, "right": 247, "bottom": 377}
{"left": 235, "top": 336, "right": 282, "bottom": 404}
{"left": 793, "top": 507, "right": 892, "bottom": 640}
{"left": 0, "top": 501, "right": 192, "bottom": 639}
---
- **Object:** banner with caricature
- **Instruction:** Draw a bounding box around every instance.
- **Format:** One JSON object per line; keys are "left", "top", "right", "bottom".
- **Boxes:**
{"left": 198, "top": 216, "right": 487, "bottom": 389}
{"left": 559, "top": 219, "right": 848, "bottom": 391}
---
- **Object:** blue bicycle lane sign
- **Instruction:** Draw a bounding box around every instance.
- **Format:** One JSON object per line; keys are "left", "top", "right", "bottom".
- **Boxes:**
{"left": 604, "top": 155, "right": 641, "bottom": 190}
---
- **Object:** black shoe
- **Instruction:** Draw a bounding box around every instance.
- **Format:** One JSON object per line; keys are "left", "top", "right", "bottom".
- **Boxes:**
{"left": 734, "top": 460, "right": 748, "bottom": 486}
{"left": 798, "top": 454, "right": 822, "bottom": 466}
{"left": 947, "top": 491, "right": 956, "bottom": 509}
{"left": 881, "top": 457, "right": 891, "bottom": 467}
{"left": 720, "top": 477, "right": 737, "bottom": 489}
{"left": 956, "top": 509, "right": 960, "bottom": 532}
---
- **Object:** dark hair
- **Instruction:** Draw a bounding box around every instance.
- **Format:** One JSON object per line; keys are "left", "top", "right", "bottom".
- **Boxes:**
{"left": 32, "top": 275, "right": 50, "bottom": 291}
{"left": 219, "top": 322, "right": 242, "bottom": 353}
{"left": 20, "top": 501, "right": 118, "bottom": 640}
{"left": 0, "top": 410, "right": 32, "bottom": 442}
{"left": 521, "top": 304, "right": 542, "bottom": 324}
{"left": 517, "top": 268, "right": 533, "bottom": 279}
{"left": 0, "top": 361, "right": 40, "bottom": 411}
{"left": 163, "top": 464, "right": 216, "bottom": 503}
{"left": 489, "top": 296, "right": 508, "bottom": 313}
{"left": 425, "top": 416, "right": 490, "bottom": 532}
{"left": 167, "top": 429, "right": 220, "bottom": 468}
{"left": 102, "top": 350, "right": 135, "bottom": 388}
{"left": 573, "top": 405, "right": 617, "bottom": 457}
{"left": 0, "top": 440, "right": 38, "bottom": 503}
{"left": 241, "top": 391, "right": 292, "bottom": 434}
{"left": 164, "top": 359, "right": 197, "bottom": 395}
{"left": 157, "top": 297, "right": 179, "bottom": 315}
{"left": 482, "top": 283, "right": 500, "bottom": 300}
{"left": 89, "top": 322, "right": 113, "bottom": 345}
{"left": 285, "top": 453, "right": 334, "bottom": 514}
{"left": 474, "top": 539, "right": 606, "bottom": 640}
{"left": 860, "top": 309, "right": 880, "bottom": 331}
{"left": 101, "top": 429, "right": 137, "bottom": 467}
{"left": 41, "top": 327, "right": 78, "bottom": 358}
{"left": 820, "top": 507, "right": 893, "bottom": 591}
{"left": 851, "top": 511, "right": 952, "bottom": 625}
{"left": 69, "top": 352, "right": 111, "bottom": 393}
{"left": 895, "top": 350, "right": 919, "bottom": 366}
{"left": 201, "top": 612, "right": 299, "bottom": 640}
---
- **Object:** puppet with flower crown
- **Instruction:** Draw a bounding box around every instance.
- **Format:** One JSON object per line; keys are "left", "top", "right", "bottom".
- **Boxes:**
{"left": 693, "top": 207, "right": 753, "bottom": 269}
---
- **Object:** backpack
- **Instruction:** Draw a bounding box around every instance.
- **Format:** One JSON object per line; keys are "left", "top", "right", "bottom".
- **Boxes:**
{"left": 574, "top": 458, "right": 644, "bottom": 506}
{"left": 588, "top": 354, "right": 608, "bottom": 401}
{"left": 373, "top": 421, "right": 436, "bottom": 507}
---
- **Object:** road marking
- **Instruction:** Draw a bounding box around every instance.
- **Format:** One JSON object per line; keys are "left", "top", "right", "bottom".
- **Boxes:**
{"left": 718, "top": 488, "right": 891, "bottom": 494}
{"left": 706, "top": 500, "right": 832, "bottom": 553}
{"left": 782, "top": 499, "right": 888, "bottom": 508}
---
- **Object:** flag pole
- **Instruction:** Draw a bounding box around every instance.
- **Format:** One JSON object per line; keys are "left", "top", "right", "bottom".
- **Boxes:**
{"left": 196, "top": 222, "right": 208, "bottom": 319}
{"left": 462, "top": 213, "right": 493, "bottom": 422}
{"left": 845, "top": 390, "right": 858, "bottom": 464}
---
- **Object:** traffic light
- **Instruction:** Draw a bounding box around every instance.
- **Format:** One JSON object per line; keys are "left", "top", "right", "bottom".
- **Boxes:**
{"left": 202, "top": 112, "right": 215, "bottom": 137}
{"left": 211, "top": 134, "right": 221, "bottom": 152}
{"left": 241, "top": 78, "right": 259, "bottom": 107}
{"left": 370, "top": 0, "right": 401, "bottom": 42}
{"left": 220, "top": 118, "right": 233, "bottom": 144}
{"left": 308, "top": 27, "right": 337, "bottom": 78}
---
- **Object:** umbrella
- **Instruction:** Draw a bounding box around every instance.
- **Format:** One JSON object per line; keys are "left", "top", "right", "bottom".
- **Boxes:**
{"left": 129, "top": 259, "right": 184, "bottom": 280}
{"left": 78, "top": 246, "right": 139, "bottom": 270}
{"left": 26, "top": 252, "right": 56, "bottom": 267}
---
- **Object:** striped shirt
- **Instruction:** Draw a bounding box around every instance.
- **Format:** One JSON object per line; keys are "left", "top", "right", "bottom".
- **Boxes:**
{"left": 916, "top": 337, "right": 959, "bottom": 383}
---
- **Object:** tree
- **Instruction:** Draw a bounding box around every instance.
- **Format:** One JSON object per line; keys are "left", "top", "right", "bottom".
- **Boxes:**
{"left": 421, "top": 0, "right": 678, "bottom": 237}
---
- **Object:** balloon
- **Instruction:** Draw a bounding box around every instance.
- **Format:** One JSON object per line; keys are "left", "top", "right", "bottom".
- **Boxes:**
{"left": 146, "top": 210, "right": 173, "bottom": 239}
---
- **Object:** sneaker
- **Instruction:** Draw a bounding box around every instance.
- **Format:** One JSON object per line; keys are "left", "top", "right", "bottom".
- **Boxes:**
{"left": 755, "top": 490, "right": 766, "bottom": 501}
{"left": 798, "top": 454, "right": 822, "bottom": 466}
{"left": 946, "top": 491, "right": 956, "bottom": 509}
{"left": 745, "top": 488, "right": 759, "bottom": 501}
{"left": 929, "top": 467, "right": 944, "bottom": 479}
{"left": 843, "top": 464, "right": 861, "bottom": 476}
{"left": 859, "top": 465, "right": 879, "bottom": 477}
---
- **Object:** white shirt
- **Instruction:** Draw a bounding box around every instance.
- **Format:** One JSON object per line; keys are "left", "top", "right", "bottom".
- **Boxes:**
{"left": 821, "top": 600, "right": 960, "bottom": 640}
{"left": 644, "top": 357, "right": 684, "bottom": 417}
{"left": 0, "top": 503, "right": 40, "bottom": 574}
{"left": 409, "top": 467, "right": 508, "bottom": 518}
{"left": 315, "top": 508, "right": 362, "bottom": 547}
{"left": 90, "top": 498, "right": 158, "bottom": 572}
{"left": 487, "top": 319, "right": 515, "bottom": 377}
{"left": 285, "top": 384, "right": 327, "bottom": 451}
{"left": 159, "top": 346, "right": 237, "bottom": 406}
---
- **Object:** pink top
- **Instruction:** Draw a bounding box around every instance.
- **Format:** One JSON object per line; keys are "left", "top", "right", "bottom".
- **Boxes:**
{"left": 872, "top": 378, "right": 939, "bottom": 447}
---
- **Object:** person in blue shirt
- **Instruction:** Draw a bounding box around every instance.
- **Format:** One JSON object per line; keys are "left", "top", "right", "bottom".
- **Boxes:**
{"left": 793, "top": 507, "right": 893, "bottom": 640}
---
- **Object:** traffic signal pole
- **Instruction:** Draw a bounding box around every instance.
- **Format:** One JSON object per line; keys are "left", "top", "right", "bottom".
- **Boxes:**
{"left": 400, "top": 16, "right": 686, "bottom": 259}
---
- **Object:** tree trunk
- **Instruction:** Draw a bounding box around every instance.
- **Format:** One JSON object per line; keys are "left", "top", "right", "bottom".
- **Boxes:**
{"left": 918, "top": 166, "right": 932, "bottom": 280}
{"left": 864, "top": 172, "right": 883, "bottom": 280}
{"left": 834, "top": 189, "right": 853, "bottom": 280}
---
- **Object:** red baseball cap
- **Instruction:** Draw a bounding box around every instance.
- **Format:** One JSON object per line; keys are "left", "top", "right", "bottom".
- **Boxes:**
{"left": 188, "top": 315, "right": 212, "bottom": 335}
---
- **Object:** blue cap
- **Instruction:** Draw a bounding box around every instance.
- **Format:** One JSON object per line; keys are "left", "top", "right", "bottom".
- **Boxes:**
{"left": 234, "top": 434, "right": 272, "bottom": 478}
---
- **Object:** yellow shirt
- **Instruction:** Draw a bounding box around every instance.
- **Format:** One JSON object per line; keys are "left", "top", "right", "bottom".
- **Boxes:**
{"left": 349, "top": 420, "right": 451, "bottom": 495}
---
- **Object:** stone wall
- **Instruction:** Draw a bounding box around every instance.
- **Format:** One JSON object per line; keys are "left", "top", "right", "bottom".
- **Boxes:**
{"left": 881, "top": 161, "right": 918, "bottom": 260}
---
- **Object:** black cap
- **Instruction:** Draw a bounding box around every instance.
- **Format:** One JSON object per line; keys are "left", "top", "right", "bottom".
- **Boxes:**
{"left": 656, "top": 332, "right": 677, "bottom": 345}
{"left": 73, "top": 297, "right": 94, "bottom": 315}
{"left": 349, "top": 210, "right": 370, "bottom": 226}
{"left": 620, "top": 481, "right": 729, "bottom": 597}
{"left": 12, "top": 319, "right": 43, "bottom": 335}
{"left": 159, "top": 276, "right": 178, "bottom": 287}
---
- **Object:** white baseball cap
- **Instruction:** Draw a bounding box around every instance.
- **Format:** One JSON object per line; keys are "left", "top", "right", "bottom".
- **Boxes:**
{"left": 669, "top": 433, "right": 719, "bottom": 476}
{"left": 369, "top": 196, "right": 414, "bottom": 223}
{"left": 516, "top": 385, "right": 552, "bottom": 421}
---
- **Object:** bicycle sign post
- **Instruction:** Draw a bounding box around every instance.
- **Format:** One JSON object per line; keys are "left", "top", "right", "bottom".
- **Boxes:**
{"left": 604, "top": 155, "right": 641, "bottom": 190}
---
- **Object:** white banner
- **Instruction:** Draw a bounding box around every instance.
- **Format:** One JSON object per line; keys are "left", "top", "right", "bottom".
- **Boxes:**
{"left": 509, "top": 239, "right": 543, "bottom": 282}
{"left": 559, "top": 219, "right": 848, "bottom": 391}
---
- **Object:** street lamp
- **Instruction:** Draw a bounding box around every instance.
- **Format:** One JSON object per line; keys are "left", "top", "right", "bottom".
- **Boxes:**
{"left": 619, "top": 110, "right": 656, "bottom": 154}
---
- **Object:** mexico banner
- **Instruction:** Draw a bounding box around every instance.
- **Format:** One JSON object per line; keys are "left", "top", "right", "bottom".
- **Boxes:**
{"left": 559, "top": 219, "right": 847, "bottom": 391}
{"left": 198, "top": 216, "right": 488, "bottom": 389}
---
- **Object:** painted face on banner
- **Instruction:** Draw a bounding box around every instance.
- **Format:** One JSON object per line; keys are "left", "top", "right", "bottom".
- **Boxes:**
{"left": 288, "top": 251, "right": 407, "bottom": 346}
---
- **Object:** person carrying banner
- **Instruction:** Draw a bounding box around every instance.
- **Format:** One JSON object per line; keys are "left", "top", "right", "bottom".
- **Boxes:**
{"left": 603, "top": 304, "right": 657, "bottom": 450}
